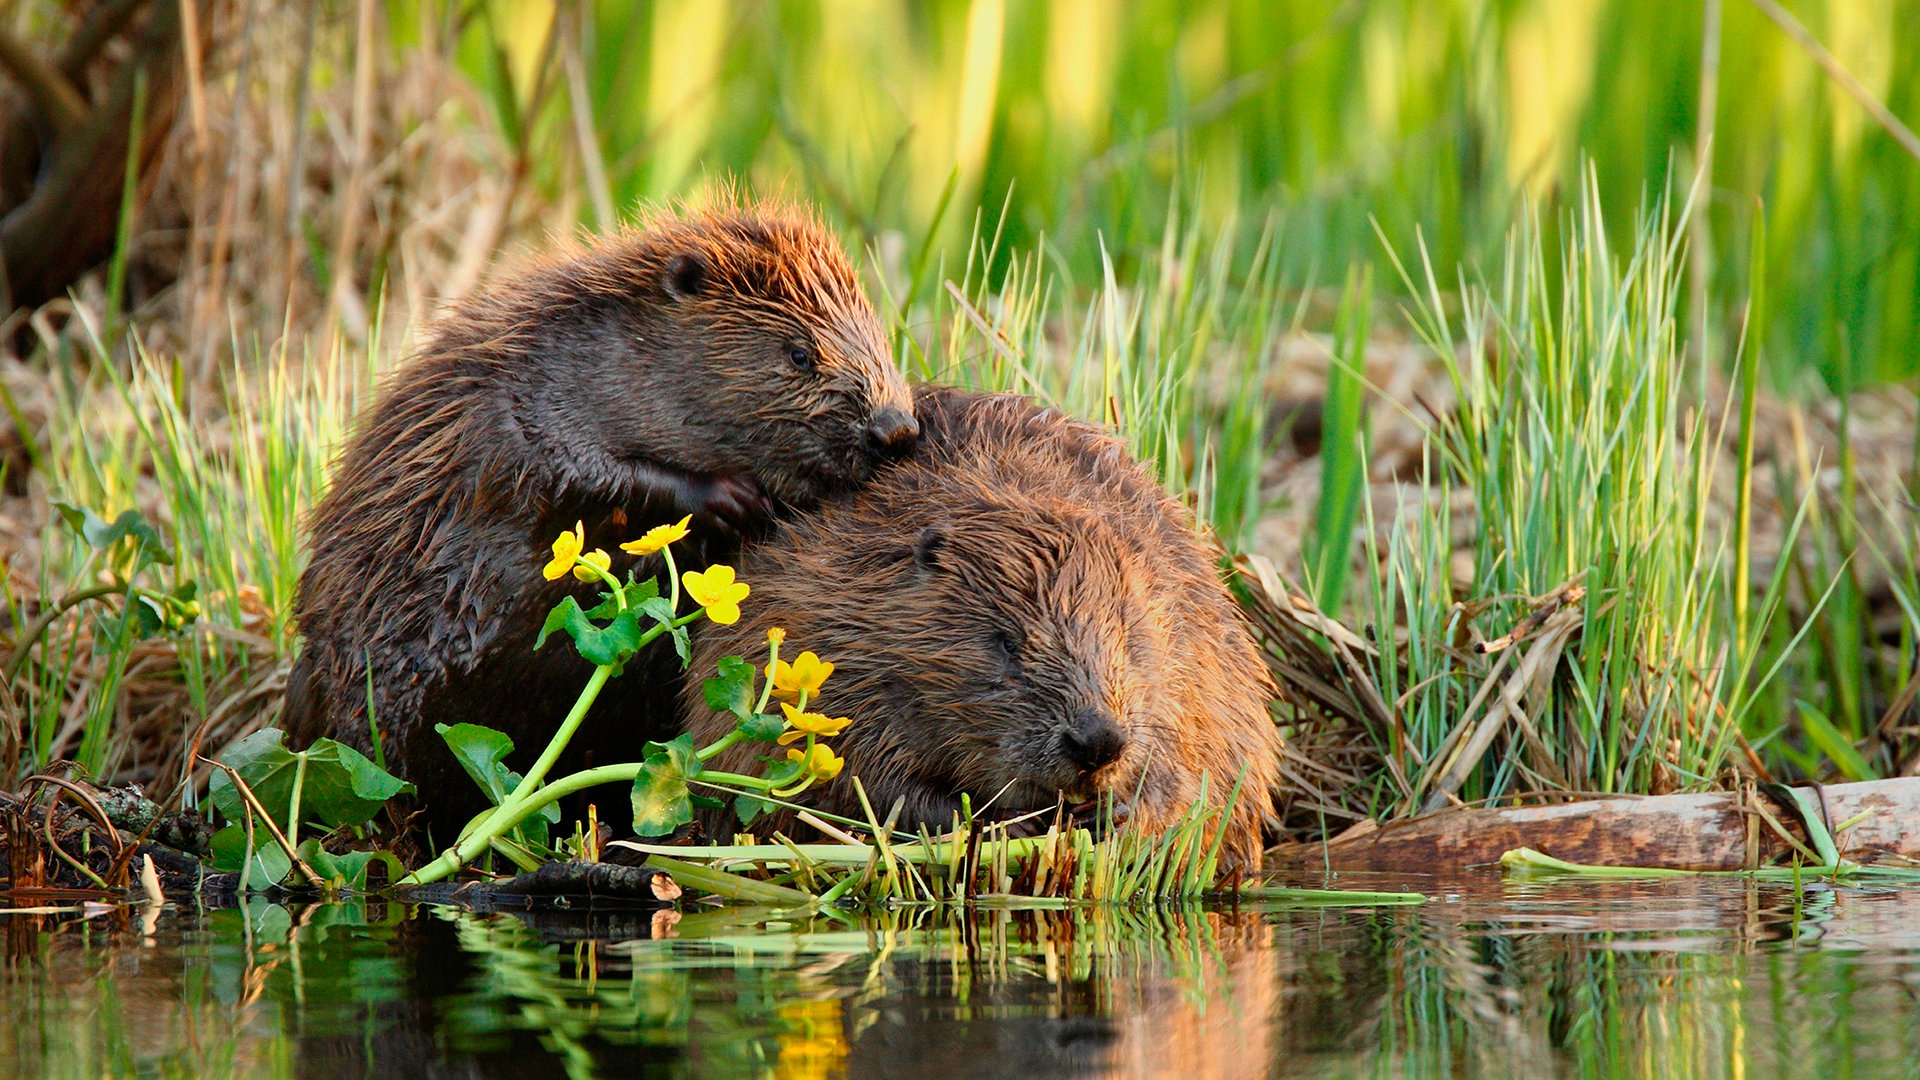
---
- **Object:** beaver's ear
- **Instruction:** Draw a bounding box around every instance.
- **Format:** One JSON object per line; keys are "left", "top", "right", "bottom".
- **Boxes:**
{"left": 663, "top": 252, "right": 707, "bottom": 299}
{"left": 912, "top": 526, "right": 947, "bottom": 573}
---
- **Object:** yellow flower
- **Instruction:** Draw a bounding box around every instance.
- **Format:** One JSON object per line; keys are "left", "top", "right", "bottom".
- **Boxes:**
{"left": 776, "top": 1000, "right": 848, "bottom": 1080}
{"left": 683, "top": 564, "right": 750, "bottom": 625}
{"left": 573, "top": 548, "right": 612, "bottom": 582}
{"left": 770, "top": 651, "right": 834, "bottom": 701}
{"left": 542, "top": 521, "right": 586, "bottom": 580}
{"left": 767, "top": 626, "right": 787, "bottom": 648}
{"left": 620, "top": 515, "right": 691, "bottom": 556}
{"left": 785, "top": 743, "right": 844, "bottom": 782}
{"left": 777, "top": 702, "right": 851, "bottom": 745}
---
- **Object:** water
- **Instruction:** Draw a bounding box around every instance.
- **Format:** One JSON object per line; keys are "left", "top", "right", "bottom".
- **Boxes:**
{"left": 4, "top": 872, "right": 1919, "bottom": 1078}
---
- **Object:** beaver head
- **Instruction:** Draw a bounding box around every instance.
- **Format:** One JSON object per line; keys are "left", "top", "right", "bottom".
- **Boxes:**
{"left": 863, "top": 504, "right": 1171, "bottom": 812}
{"left": 458, "top": 203, "right": 916, "bottom": 508}
{"left": 685, "top": 387, "right": 1282, "bottom": 859}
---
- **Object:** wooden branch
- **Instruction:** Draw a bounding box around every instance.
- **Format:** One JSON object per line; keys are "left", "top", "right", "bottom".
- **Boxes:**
{"left": 1271, "top": 777, "right": 1920, "bottom": 872}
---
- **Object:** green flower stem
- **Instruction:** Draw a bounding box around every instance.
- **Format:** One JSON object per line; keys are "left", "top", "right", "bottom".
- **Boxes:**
{"left": 511, "top": 764, "right": 773, "bottom": 829}
{"left": 405, "top": 543, "right": 716, "bottom": 885}
{"left": 581, "top": 559, "right": 628, "bottom": 607}
{"left": 755, "top": 638, "right": 781, "bottom": 714}
{"left": 512, "top": 663, "right": 614, "bottom": 797}
{"left": 693, "top": 769, "right": 773, "bottom": 790}
{"left": 286, "top": 752, "right": 308, "bottom": 851}
{"left": 696, "top": 730, "right": 743, "bottom": 762}
{"left": 771, "top": 775, "right": 817, "bottom": 799}
{"left": 419, "top": 763, "right": 782, "bottom": 879}
{"left": 771, "top": 737, "right": 818, "bottom": 798}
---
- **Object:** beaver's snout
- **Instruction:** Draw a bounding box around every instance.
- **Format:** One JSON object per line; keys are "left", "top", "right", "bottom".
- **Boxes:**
{"left": 864, "top": 406, "right": 920, "bottom": 460}
{"left": 1061, "top": 707, "right": 1129, "bottom": 774}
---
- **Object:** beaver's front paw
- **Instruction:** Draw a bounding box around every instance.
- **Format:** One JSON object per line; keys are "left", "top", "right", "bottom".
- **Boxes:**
{"left": 685, "top": 473, "right": 774, "bottom": 545}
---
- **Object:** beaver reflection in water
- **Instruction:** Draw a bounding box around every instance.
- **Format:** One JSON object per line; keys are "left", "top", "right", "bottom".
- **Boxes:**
{"left": 685, "top": 386, "right": 1282, "bottom": 867}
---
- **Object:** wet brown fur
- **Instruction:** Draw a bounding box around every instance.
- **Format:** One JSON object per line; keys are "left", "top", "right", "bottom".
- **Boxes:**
{"left": 685, "top": 386, "right": 1283, "bottom": 868}
{"left": 285, "top": 201, "right": 912, "bottom": 831}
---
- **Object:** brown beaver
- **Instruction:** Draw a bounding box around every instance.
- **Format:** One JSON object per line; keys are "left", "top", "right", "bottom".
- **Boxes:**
{"left": 285, "top": 202, "right": 918, "bottom": 834}
{"left": 682, "top": 386, "right": 1282, "bottom": 868}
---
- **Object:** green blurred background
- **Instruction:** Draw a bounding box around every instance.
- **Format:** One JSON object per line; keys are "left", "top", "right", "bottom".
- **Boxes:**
{"left": 427, "top": 0, "right": 1918, "bottom": 388}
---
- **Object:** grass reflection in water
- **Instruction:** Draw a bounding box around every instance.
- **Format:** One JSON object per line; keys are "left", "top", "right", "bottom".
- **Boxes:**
{"left": 3, "top": 877, "right": 1919, "bottom": 1078}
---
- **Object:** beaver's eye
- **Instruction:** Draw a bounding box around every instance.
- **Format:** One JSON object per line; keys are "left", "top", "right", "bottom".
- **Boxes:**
{"left": 993, "top": 630, "right": 1021, "bottom": 662}
{"left": 787, "top": 345, "right": 815, "bottom": 372}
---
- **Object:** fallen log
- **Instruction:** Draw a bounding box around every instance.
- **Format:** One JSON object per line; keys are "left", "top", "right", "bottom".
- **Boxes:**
{"left": 1267, "top": 777, "right": 1920, "bottom": 873}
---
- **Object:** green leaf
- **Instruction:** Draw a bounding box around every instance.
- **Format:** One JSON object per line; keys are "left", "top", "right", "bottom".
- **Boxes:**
{"left": 703, "top": 655, "right": 756, "bottom": 721}
{"left": 1795, "top": 701, "right": 1877, "bottom": 783}
{"left": 533, "top": 597, "right": 579, "bottom": 651}
{"left": 209, "top": 823, "right": 293, "bottom": 888}
{"left": 132, "top": 594, "right": 169, "bottom": 637}
{"left": 645, "top": 734, "right": 702, "bottom": 774}
{"left": 630, "top": 734, "right": 702, "bottom": 837}
{"left": 53, "top": 503, "right": 171, "bottom": 566}
{"left": 534, "top": 597, "right": 644, "bottom": 667}
{"left": 738, "top": 710, "right": 785, "bottom": 744}
{"left": 436, "top": 722, "right": 517, "bottom": 805}
{"left": 282, "top": 740, "right": 412, "bottom": 827}
{"left": 734, "top": 795, "right": 772, "bottom": 828}
{"left": 208, "top": 729, "right": 297, "bottom": 823}
{"left": 300, "top": 841, "right": 407, "bottom": 890}
{"left": 586, "top": 578, "right": 660, "bottom": 620}
{"left": 761, "top": 757, "right": 804, "bottom": 789}
{"left": 209, "top": 729, "right": 412, "bottom": 832}
{"left": 638, "top": 595, "right": 679, "bottom": 629}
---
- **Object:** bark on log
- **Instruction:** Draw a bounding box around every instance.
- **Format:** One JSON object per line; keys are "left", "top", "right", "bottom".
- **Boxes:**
{"left": 1268, "top": 777, "right": 1920, "bottom": 872}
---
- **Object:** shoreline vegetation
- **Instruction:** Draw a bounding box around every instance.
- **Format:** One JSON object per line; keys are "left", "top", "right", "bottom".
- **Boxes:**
{"left": 1, "top": 1, "right": 1916, "bottom": 898}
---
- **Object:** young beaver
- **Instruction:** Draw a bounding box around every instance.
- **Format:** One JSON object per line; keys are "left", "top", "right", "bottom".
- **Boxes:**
{"left": 286, "top": 203, "right": 918, "bottom": 831}
{"left": 683, "top": 386, "right": 1283, "bottom": 868}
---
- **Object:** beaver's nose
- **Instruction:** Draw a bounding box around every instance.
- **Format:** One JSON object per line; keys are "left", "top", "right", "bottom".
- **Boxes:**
{"left": 1062, "top": 709, "right": 1128, "bottom": 773}
{"left": 864, "top": 407, "right": 920, "bottom": 460}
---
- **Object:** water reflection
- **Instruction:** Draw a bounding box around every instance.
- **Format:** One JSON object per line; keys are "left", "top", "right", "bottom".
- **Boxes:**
{"left": 2, "top": 874, "right": 1918, "bottom": 1078}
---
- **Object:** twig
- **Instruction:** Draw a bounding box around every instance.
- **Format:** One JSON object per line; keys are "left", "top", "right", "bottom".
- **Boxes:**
{"left": 1474, "top": 580, "right": 1587, "bottom": 656}
{"left": 23, "top": 775, "right": 128, "bottom": 890}
{"left": 1420, "top": 606, "right": 1583, "bottom": 814}
{"left": 1749, "top": 0, "right": 1920, "bottom": 163}
{"left": 198, "top": 756, "right": 326, "bottom": 889}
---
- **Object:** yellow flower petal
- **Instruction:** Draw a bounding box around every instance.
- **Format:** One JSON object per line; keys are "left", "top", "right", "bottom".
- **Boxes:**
{"left": 770, "top": 651, "right": 834, "bottom": 701}
{"left": 542, "top": 521, "right": 586, "bottom": 580}
{"left": 778, "top": 702, "right": 851, "bottom": 740}
{"left": 785, "top": 743, "right": 844, "bottom": 781}
{"left": 619, "top": 515, "right": 692, "bottom": 556}
{"left": 572, "top": 548, "right": 612, "bottom": 582}
{"left": 685, "top": 565, "right": 751, "bottom": 622}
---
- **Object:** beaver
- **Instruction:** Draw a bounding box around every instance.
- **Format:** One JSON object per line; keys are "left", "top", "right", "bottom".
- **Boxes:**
{"left": 285, "top": 202, "right": 918, "bottom": 834}
{"left": 682, "top": 386, "right": 1282, "bottom": 868}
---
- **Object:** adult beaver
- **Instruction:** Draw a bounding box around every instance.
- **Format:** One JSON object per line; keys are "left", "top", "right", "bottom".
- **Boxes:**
{"left": 683, "top": 386, "right": 1282, "bottom": 867}
{"left": 286, "top": 202, "right": 918, "bottom": 833}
